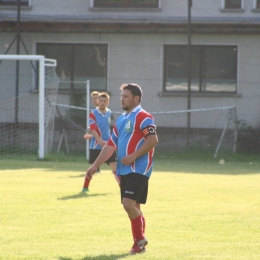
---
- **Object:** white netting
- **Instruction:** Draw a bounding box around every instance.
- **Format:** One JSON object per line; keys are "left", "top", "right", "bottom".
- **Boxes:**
{"left": 52, "top": 103, "right": 90, "bottom": 154}
{"left": 51, "top": 103, "right": 238, "bottom": 158}
{"left": 0, "top": 57, "right": 59, "bottom": 156}
{"left": 150, "top": 106, "right": 238, "bottom": 157}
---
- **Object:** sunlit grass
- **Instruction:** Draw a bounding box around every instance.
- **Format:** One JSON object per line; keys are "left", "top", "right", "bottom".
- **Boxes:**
{"left": 1, "top": 157, "right": 260, "bottom": 260}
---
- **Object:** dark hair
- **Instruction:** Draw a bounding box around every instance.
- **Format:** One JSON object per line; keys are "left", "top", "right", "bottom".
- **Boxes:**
{"left": 120, "top": 83, "right": 142, "bottom": 102}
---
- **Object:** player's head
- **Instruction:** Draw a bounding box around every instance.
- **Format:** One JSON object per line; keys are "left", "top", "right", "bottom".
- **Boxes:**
{"left": 98, "top": 92, "right": 110, "bottom": 110}
{"left": 120, "top": 83, "right": 142, "bottom": 112}
{"left": 91, "top": 91, "right": 99, "bottom": 107}
{"left": 120, "top": 83, "right": 142, "bottom": 102}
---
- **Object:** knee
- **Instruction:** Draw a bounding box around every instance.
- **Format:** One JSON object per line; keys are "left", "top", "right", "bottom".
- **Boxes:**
{"left": 122, "top": 200, "right": 134, "bottom": 214}
{"left": 123, "top": 202, "right": 131, "bottom": 213}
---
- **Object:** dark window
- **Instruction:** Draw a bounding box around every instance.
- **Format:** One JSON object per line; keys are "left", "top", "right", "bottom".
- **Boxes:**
{"left": 257, "top": 0, "right": 260, "bottom": 8}
{"left": 164, "top": 45, "right": 237, "bottom": 93}
{"left": 0, "top": 0, "right": 29, "bottom": 6}
{"left": 225, "top": 0, "right": 241, "bottom": 9}
{"left": 37, "top": 44, "right": 107, "bottom": 91}
{"left": 93, "top": 0, "right": 159, "bottom": 8}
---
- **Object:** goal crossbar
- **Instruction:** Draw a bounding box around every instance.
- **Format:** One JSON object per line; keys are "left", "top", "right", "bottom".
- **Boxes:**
{"left": 150, "top": 106, "right": 236, "bottom": 115}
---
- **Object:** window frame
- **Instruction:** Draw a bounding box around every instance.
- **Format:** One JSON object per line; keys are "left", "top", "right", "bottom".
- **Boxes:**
{"left": 0, "top": 0, "right": 29, "bottom": 6}
{"left": 163, "top": 44, "right": 238, "bottom": 94}
{"left": 254, "top": 0, "right": 260, "bottom": 9}
{"left": 92, "top": 0, "right": 159, "bottom": 8}
{"left": 223, "top": 0, "right": 242, "bottom": 9}
{"left": 36, "top": 43, "right": 108, "bottom": 92}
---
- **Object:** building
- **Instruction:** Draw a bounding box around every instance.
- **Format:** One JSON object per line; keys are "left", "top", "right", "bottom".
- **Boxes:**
{"left": 1, "top": 0, "right": 260, "bottom": 154}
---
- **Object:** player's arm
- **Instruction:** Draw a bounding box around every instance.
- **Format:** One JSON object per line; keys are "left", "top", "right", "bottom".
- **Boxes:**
{"left": 121, "top": 134, "right": 158, "bottom": 166}
{"left": 86, "top": 144, "right": 116, "bottom": 179}
{"left": 91, "top": 130, "right": 107, "bottom": 147}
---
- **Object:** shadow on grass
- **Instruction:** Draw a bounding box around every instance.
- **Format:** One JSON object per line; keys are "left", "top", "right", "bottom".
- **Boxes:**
{"left": 68, "top": 174, "right": 86, "bottom": 178}
{"left": 68, "top": 172, "right": 105, "bottom": 178}
{"left": 59, "top": 253, "right": 130, "bottom": 260}
{"left": 57, "top": 192, "right": 109, "bottom": 200}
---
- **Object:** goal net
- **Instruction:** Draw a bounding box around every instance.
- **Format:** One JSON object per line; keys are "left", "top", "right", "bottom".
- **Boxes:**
{"left": 150, "top": 106, "right": 238, "bottom": 157}
{"left": 51, "top": 101, "right": 238, "bottom": 158}
{"left": 0, "top": 55, "right": 59, "bottom": 158}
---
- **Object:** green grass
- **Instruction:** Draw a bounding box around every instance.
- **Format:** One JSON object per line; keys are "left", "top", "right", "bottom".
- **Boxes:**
{"left": 1, "top": 156, "right": 260, "bottom": 260}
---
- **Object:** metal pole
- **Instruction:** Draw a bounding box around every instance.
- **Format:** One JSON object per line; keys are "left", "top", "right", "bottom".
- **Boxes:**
{"left": 38, "top": 56, "right": 45, "bottom": 159}
{"left": 14, "top": 0, "right": 21, "bottom": 144}
{"left": 86, "top": 80, "right": 90, "bottom": 160}
{"left": 186, "top": 0, "right": 192, "bottom": 149}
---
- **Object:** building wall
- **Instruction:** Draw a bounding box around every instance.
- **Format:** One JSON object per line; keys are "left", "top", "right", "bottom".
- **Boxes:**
{"left": 1, "top": 0, "right": 260, "bottom": 21}
{"left": 1, "top": 0, "right": 260, "bottom": 131}
{"left": 1, "top": 30, "right": 260, "bottom": 129}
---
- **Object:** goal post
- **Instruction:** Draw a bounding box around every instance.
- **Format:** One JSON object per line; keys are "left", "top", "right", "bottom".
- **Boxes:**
{"left": 86, "top": 80, "right": 90, "bottom": 160}
{"left": 0, "top": 55, "right": 58, "bottom": 159}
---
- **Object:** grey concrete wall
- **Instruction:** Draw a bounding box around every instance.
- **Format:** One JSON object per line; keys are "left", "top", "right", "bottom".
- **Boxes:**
{"left": 1, "top": 30, "right": 260, "bottom": 129}
{"left": 1, "top": 0, "right": 260, "bottom": 21}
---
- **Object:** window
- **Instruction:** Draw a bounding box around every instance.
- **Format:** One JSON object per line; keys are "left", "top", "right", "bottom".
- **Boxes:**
{"left": 164, "top": 45, "right": 237, "bottom": 93}
{"left": 37, "top": 43, "right": 107, "bottom": 91}
{"left": 93, "top": 0, "right": 159, "bottom": 8}
{"left": 225, "top": 0, "right": 241, "bottom": 9}
{"left": 0, "top": 0, "right": 29, "bottom": 6}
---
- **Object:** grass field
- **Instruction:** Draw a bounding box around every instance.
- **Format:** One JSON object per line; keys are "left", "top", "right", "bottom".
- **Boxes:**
{"left": 1, "top": 155, "right": 260, "bottom": 260}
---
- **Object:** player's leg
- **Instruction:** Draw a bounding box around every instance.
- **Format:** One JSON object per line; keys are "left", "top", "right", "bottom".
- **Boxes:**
{"left": 135, "top": 203, "right": 146, "bottom": 236}
{"left": 82, "top": 149, "right": 100, "bottom": 192}
{"left": 121, "top": 173, "right": 148, "bottom": 254}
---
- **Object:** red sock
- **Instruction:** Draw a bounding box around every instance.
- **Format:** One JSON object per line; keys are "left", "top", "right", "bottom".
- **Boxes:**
{"left": 113, "top": 171, "right": 121, "bottom": 186}
{"left": 130, "top": 215, "right": 145, "bottom": 242}
{"left": 142, "top": 215, "right": 146, "bottom": 235}
{"left": 83, "top": 176, "right": 90, "bottom": 189}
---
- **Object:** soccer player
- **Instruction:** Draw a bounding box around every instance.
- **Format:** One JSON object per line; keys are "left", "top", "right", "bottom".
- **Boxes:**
{"left": 90, "top": 91, "right": 99, "bottom": 108}
{"left": 84, "top": 91, "right": 99, "bottom": 140}
{"left": 82, "top": 92, "right": 120, "bottom": 192}
{"left": 85, "top": 83, "right": 158, "bottom": 254}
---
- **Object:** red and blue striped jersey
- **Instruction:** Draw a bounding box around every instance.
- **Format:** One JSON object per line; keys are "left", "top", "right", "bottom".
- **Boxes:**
{"left": 107, "top": 105, "right": 156, "bottom": 177}
{"left": 89, "top": 108, "right": 111, "bottom": 150}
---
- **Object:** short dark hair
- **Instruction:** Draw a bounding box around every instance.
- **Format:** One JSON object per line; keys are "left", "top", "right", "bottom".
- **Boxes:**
{"left": 120, "top": 83, "right": 142, "bottom": 102}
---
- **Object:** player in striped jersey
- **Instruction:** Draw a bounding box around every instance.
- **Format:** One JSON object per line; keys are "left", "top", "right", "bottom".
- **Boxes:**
{"left": 82, "top": 92, "right": 119, "bottom": 192}
{"left": 86, "top": 83, "right": 158, "bottom": 254}
{"left": 84, "top": 91, "right": 99, "bottom": 141}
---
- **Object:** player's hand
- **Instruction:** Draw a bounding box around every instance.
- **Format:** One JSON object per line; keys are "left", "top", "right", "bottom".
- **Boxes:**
{"left": 86, "top": 165, "right": 98, "bottom": 179}
{"left": 121, "top": 154, "right": 136, "bottom": 166}
{"left": 84, "top": 133, "right": 92, "bottom": 140}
